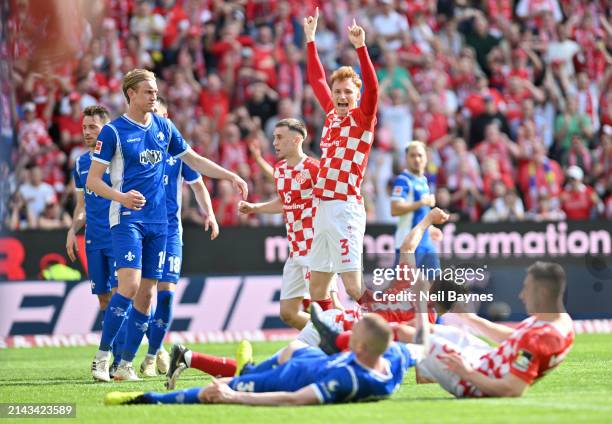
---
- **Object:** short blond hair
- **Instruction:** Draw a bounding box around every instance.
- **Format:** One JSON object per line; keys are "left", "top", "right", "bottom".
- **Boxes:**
{"left": 358, "top": 314, "right": 392, "bottom": 356}
{"left": 406, "top": 140, "right": 426, "bottom": 154}
{"left": 122, "top": 69, "right": 156, "bottom": 104}
{"left": 330, "top": 66, "right": 362, "bottom": 89}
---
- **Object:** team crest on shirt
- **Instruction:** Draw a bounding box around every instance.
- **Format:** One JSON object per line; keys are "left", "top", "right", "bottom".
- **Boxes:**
{"left": 139, "top": 149, "right": 163, "bottom": 166}
{"left": 94, "top": 140, "right": 103, "bottom": 154}
{"left": 513, "top": 349, "right": 533, "bottom": 372}
{"left": 157, "top": 131, "right": 165, "bottom": 141}
{"left": 295, "top": 170, "right": 309, "bottom": 184}
{"left": 166, "top": 156, "right": 177, "bottom": 166}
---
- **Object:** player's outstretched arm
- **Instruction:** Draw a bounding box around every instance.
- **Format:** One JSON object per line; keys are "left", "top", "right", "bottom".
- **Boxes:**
{"left": 181, "top": 149, "right": 248, "bottom": 200}
{"left": 202, "top": 380, "right": 320, "bottom": 406}
{"left": 238, "top": 198, "right": 283, "bottom": 215}
{"left": 439, "top": 352, "right": 529, "bottom": 397}
{"left": 348, "top": 20, "right": 378, "bottom": 117}
{"left": 66, "top": 190, "right": 85, "bottom": 262}
{"left": 455, "top": 313, "right": 515, "bottom": 344}
{"left": 189, "top": 180, "right": 219, "bottom": 240}
{"left": 304, "top": 7, "right": 333, "bottom": 112}
{"left": 86, "top": 161, "right": 146, "bottom": 210}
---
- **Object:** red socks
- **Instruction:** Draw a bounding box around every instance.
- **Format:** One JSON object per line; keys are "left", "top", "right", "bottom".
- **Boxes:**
{"left": 336, "top": 331, "right": 351, "bottom": 351}
{"left": 190, "top": 352, "right": 236, "bottom": 377}
{"left": 315, "top": 297, "right": 334, "bottom": 311}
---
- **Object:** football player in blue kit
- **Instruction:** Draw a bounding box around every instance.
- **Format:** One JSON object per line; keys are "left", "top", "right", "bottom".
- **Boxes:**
{"left": 66, "top": 105, "right": 126, "bottom": 375}
{"left": 104, "top": 313, "right": 420, "bottom": 406}
{"left": 139, "top": 96, "right": 219, "bottom": 377}
{"left": 88, "top": 69, "right": 247, "bottom": 382}
{"left": 390, "top": 141, "right": 441, "bottom": 271}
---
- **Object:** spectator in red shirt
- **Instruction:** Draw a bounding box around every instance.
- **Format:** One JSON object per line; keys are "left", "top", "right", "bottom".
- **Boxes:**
{"left": 560, "top": 166, "right": 601, "bottom": 220}
{"left": 57, "top": 93, "right": 83, "bottom": 154}
{"left": 474, "top": 122, "right": 519, "bottom": 180}
{"left": 199, "top": 74, "right": 230, "bottom": 130}
{"left": 219, "top": 122, "right": 248, "bottom": 173}
{"left": 18, "top": 102, "right": 51, "bottom": 159}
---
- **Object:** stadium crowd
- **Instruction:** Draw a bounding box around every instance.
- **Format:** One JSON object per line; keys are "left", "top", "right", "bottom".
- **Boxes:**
{"left": 4, "top": 0, "right": 612, "bottom": 230}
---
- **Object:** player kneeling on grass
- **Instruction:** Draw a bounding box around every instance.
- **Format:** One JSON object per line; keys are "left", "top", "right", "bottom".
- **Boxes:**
{"left": 104, "top": 314, "right": 420, "bottom": 406}
{"left": 313, "top": 261, "right": 575, "bottom": 398}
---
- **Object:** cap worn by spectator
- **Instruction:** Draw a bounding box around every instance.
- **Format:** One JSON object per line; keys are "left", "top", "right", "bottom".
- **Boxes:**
{"left": 566, "top": 166, "right": 584, "bottom": 181}
{"left": 23, "top": 102, "right": 36, "bottom": 113}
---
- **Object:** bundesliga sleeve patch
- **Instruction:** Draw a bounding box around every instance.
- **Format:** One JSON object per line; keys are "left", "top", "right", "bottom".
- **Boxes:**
{"left": 392, "top": 186, "right": 403, "bottom": 196}
{"left": 94, "top": 140, "right": 103, "bottom": 154}
{"left": 513, "top": 349, "right": 533, "bottom": 372}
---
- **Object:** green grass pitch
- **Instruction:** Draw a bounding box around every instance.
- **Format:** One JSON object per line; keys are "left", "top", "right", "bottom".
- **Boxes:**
{"left": 1, "top": 334, "right": 611, "bottom": 424}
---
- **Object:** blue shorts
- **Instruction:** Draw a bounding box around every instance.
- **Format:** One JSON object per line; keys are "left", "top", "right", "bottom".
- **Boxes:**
{"left": 86, "top": 247, "right": 117, "bottom": 295}
{"left": 229, "top": 347, "right": 326, "bottom": 393}
{"left": 160, "top": 231, "right": 182, "bottom": 283}
{"left": 394, "top": 244, "right": 441, "bottom": 271}
{"left": 111, "top": 222, "right": 167, "bottom": 280}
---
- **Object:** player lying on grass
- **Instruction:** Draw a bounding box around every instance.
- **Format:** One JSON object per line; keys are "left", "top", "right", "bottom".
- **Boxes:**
{"left": 104, "top": 314, "right": 422, "bottom": 406}
{"left": 313, "top": 261, "right": 575, "bottom": 398}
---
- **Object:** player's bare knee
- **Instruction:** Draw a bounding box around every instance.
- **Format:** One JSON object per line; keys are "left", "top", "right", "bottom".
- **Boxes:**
{"left": 158, "top": 282, "right": 175, "bottom": 292}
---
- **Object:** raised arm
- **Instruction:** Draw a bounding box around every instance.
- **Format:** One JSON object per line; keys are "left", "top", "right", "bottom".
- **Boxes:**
{"left": 304, "top": 8, "right": 333, "bottom": 112}
{"left": 348, "top": 21, "right": 378, "bottom": 117}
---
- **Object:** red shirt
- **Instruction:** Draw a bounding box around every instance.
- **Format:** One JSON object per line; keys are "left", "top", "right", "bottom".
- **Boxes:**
{"left": 561, "top": 184, "right": 596, "bottom": 220}
{"left": 199, "top": 89, "right": 229, "bottom": 129}
{"left": 307, "top": 42, "right": 378, "bottom": 201}
{"left": 274, "top": 157, "right": 319, "bottom": 257}
{"left": 460, "top": 316, "right": 574, "bottom": 397}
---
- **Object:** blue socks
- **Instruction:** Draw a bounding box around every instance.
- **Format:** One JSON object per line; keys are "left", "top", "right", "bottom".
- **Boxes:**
{"left": 143, "top": 387, "right": 201, "bottom": 404}
{"left": 99, "top": 293, "right": 132, "bottom": 352}
{"left": 147, "top": 290, "right": 174, "bottom": 355}
{"left": 121, "top": 307, "right": 150, "bottom": 362}
{"left": 112, "top": 312, "right": 129, "bottom": 365}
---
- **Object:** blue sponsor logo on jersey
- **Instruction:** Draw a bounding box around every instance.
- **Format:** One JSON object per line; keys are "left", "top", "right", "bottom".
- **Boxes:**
{"left": 139, "top": 149, "right": 163, "bottom": 166}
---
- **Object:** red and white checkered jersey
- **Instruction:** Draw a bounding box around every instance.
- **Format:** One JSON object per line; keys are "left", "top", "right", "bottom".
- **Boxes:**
{"left": 358, "top": 262, "right": 437, "bottom": 324}
{"left": 460, "top": 315, "right": 574, "bottom": 397}
{"left": 331, "top": 308, "right": 363, "bottom": 332}
{"left": 314, "top": 110, "right": 376, "bottom": 201}
{"left": 274, "top": 157, "right": 320, "bottom": 257}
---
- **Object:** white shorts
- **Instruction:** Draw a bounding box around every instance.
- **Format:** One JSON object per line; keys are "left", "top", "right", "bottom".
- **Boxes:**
{"left": 281, "top": 255, "right": 338, "bottom": 300}
{"left": 310, "top": 199, "right": 366, "bottom": 273}
{"left": 416, "top": 326, "right": 493, "bottom": 397}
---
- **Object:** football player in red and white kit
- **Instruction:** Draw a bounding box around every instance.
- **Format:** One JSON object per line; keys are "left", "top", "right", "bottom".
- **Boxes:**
{"left": 239, "top": 119, "right": 341, "bottom": 330}
{"left": 409, "top": 261, "right": 574, "bottom": 398}
{"left": 303, "top": 8, "right": 379, "bottom": 307}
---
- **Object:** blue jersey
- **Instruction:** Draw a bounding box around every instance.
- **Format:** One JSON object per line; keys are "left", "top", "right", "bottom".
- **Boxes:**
{"left": 231, "top": 343, "right": 415, "bottom": 404}
{"left": 391, "top": 170, "right": 432, "bottom": 250}
{"left": 72, "top": 152, "right": 112, "bottom": 250}
{"left": 164, "top": 153, "right": 201, "bottom": 238}
{"left": 311, "top": 343, "right": 414, "bottom": 403}
{"left": 92, "top": 113, "right": 188, "bottom": 227}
